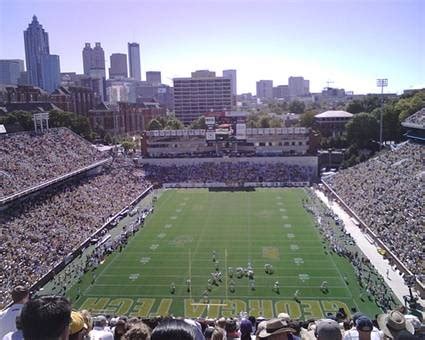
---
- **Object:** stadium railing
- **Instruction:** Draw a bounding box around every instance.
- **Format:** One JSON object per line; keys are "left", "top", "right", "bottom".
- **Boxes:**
{"left": 320, "top": 180, "right": 425, "bottom": 297}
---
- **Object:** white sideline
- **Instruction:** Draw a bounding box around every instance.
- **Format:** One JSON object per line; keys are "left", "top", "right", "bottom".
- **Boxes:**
{"left": 314, "top": 189, "right": 424, "bottom": 307}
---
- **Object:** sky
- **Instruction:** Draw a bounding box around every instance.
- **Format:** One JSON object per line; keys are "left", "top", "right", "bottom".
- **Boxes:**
{"left": 0, "top": 0, "right": 424, "bottom": 95}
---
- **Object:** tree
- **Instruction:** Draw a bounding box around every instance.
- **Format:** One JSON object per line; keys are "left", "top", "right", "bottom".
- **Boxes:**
{"left": 288, "top": 100, "right": 305, "bottom": 114}
{"left": 258, "top": 115, "right": 271, "bottom": 128}
{"left": 121, "top": 139, "right": 136, "bottom": 153}
{"left": 0, "top": 110, "right": 33, "bottom": 130}
{"left": 345, "top": 112, "right": 379, "bottom": 148}
{"left": 190, "top": 116, "right": 206, "bottom": 129}
{"left": 346, "top": 100, "right": 364, "bottom": 114}
{"left": 147, "top": 119, "right": 162, "bottom": 130}
{"left": 299, "top": 110, "right": 317, "bottom": 127}
{"left": 269, "top": 116, "right": 282, "bottom": 128}
{"left": 165, "top": 117, "right": 184, "bottom": 130}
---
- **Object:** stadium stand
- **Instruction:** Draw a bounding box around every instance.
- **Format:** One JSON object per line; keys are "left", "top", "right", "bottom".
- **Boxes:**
{"left": 143, "top": 162, "right": 316, "bottom": 185}
{"left": 0, "top": 160, "right": 151, "bottom": 307}
{"left": 0, "top": 128, "right": 109, "bottom": 199}
{"left": 323, "top": 142, "right": 424, "bottom": 278}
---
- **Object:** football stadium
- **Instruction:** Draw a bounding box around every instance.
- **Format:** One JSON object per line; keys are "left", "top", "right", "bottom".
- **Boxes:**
{"left": 1, "top": 1, "right": 425, "bottom": 338}
{"left": 1, "top": 102, "right": 424, "bottom": 339}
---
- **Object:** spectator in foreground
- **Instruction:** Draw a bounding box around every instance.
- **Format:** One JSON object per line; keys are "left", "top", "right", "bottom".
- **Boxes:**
{"left": 151, "top": 319, "right": 195, "bottom": 340}
{"left": 89, "top": 315, "right": 114, "bottom": 340}
{"left": 69, "top": 311, "right": 88, "bottom": 340}
{"left": 0, "top": 286, "right": 29, "bottom": 338}
{"left": 2, "top": 316, "right": 23, "bottom": 340}
{"left": 20, "top": 296, "right": 71, "bottom": 340}
{"left": 377, "top": 311, "right": 415, "bottom": 339}
{"left": 315, "top": 319, "right": 342, "bottom": 340}
{"left": 343, "top": 315, "right": 382, "bottom": 340}
{"left": 122, "top": 321, "right": 151, "bottom": 340}
{"left": 258, "top": 318, "right": 296, "bottom": 339}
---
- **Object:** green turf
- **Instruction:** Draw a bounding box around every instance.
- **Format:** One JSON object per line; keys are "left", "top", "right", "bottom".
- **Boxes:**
{"left": 70, "top": 188, "right": 384, "bottom": 319}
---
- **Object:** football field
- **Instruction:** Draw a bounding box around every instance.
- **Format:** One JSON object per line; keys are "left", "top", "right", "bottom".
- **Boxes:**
{"left": 71, "top": 188, "right": 384, "bottom": 319}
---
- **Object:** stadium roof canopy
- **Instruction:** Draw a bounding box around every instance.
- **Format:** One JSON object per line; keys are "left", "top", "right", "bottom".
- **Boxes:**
{"left": 315, "top": 110, "right": 353, "bottom": 118}
{"left": 401, "top": 107, "right": 425, "bottom": 130}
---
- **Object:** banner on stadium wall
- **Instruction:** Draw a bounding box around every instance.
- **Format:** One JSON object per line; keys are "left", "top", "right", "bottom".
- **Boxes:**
{"left": 206, "top": 131, "right": 216, "bottom": 141}
{"left": 163, "top": 182, "right": 310, "bottom": 189}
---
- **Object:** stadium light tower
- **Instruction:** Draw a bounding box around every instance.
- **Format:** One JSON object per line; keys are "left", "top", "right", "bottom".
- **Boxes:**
{"left": 376, "top": 78, "right": 388, "bottom": 149}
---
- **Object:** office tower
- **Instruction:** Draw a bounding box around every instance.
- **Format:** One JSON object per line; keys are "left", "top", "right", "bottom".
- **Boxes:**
{"left": 92, "top": 42, "right": 106, "bottom": 75}
{"left": 256, "top": 80, "right": 273, "bottom": 99}
{"left": 288, "top": 76, "right": 310, "bottom": 97}
{"left": 24, "top": 15, "right": 50, "bottom": 88}
{"left": 40, "top": 54, "right": 60, "bottom": 93}
{"left": 173, "top": 70, "right": 232, "bottom": 124}
{"left": 146, "top": 71, "right": 161, "bottom": 85}
{"left": 223, "top": 69, "right": 237, "bottom": 96}
{"left": 128, "top": 42, "right": 141, "bottom": 80}
{"left": 273, "top": 85, "right": 290, "bottom": 99}
{"left": 109, "top": 53, "right": 128, "bottom": 78}
{"left": 0, "top": 60, "right": 25, "bottom": 85}
{"left": 82, "top": 43, "right": 92, "bottom": 75}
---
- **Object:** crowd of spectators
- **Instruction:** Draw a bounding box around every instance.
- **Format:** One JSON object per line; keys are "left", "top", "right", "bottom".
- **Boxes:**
{"left": 144, "top": 162, "right": 316, "bottom": 184}
{"left": 323, "top": 142, "right": 424, "bottom": 278}
{"left": 0, "top": 162, "right": 151, "bottom": 307}
{"left": 1, "top": 287, "right": 424, "bottom": 340}
{"left": 0, "top": 128, "right": 108, "bottom": 198}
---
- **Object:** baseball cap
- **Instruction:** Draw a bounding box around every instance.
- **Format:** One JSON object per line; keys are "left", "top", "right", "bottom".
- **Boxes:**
{"left": 315, "top": 319, "right": 341, "bottom": 340}
{"left": 356, "top": 316, "right": 373, "bottom": 332}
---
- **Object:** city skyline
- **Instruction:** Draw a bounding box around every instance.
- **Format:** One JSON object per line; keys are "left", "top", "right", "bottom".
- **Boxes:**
{"left": 0, "top": 0, "right": 424, "bottom": 94}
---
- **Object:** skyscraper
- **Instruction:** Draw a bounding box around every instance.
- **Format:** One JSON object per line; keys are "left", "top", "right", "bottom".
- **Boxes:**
{"left": 82, "top": 43, "right": 92, "bottom": 75}
{"left": 40, "top": 54, "right": 60, "bottom": 93}
{"left": 0, "top": 60, "right": 25, "bottom": 85}
{"left": 256, "top": 80, "right": 273, "bottom": 99}
{"left": 128, "top": 42, "right": 141, "bottom": 80}
{"left": 109, "top": 53, "right": 128, "bottom": 78}
{"left": 24, "top": 15, "right": 50, "bottom": 88}
{"left": 223, "top": 69, "right": 237, "bottom": 96}
{"left": 146, "top": 71, "right": 161, "bottom": 85}
{"left": 92, "top": 42, "right": 106, "bottom": 74}
{"left": 173, "top": 70, "right": 232, "bottom": 124}
{"left": 288, "top": 76, "right": 310, "bottom": 97}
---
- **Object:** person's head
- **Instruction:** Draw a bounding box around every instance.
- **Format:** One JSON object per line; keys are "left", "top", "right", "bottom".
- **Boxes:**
{"left": 216, "top": 317, "right": 226, "bottom": 329}
{"left": 122, "top": 321, "right": 151, "bottom": 340}
{"left": 211, "top": 326, "right": 226, "bottom": 340}
{"left": 69, "top": 311, "right": 88, "bottom": 340}
{"left": 377, "top": 310, "right": 415, "bottom": 339}
{"left": 356, "top": 316, "right": 373, "bottom": 334}
{"left": 151, "top": 319, "right": 195, "bottom": 340}
{"left": 11, "top": 286, "right": 29, "bottom": 304}
{"left": 20, "top": 296, "right": 71, "bottom": 340}
{"left": 258, "top": 318, "right": 295, "bottom": 340}
{"left": 315, "top": 319, "right": 342, "bottom": 340}
{"left": 225, "top": 318, "right": 238, "bottom": 335}
{"left": 93, "top": 315, "right": 108, "bottom": 328}
{"left": 240, "top": 318, "right": 253, "bottom": 335}
{"left": 114, "top": 319, "right": 129, "bottom": 337}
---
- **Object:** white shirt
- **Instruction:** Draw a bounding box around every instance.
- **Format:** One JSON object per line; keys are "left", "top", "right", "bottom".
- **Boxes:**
{"left": 0, "top": 304, "right": 23, "bottom": 339}
{"left": 89, "top": 326, "right": 114, "bottom": 340}
{"left": 2, "top": 330, "right": 24, "bottom": 340}
{"left": 343, "top": 327, "right": 383, "bottom": 340}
